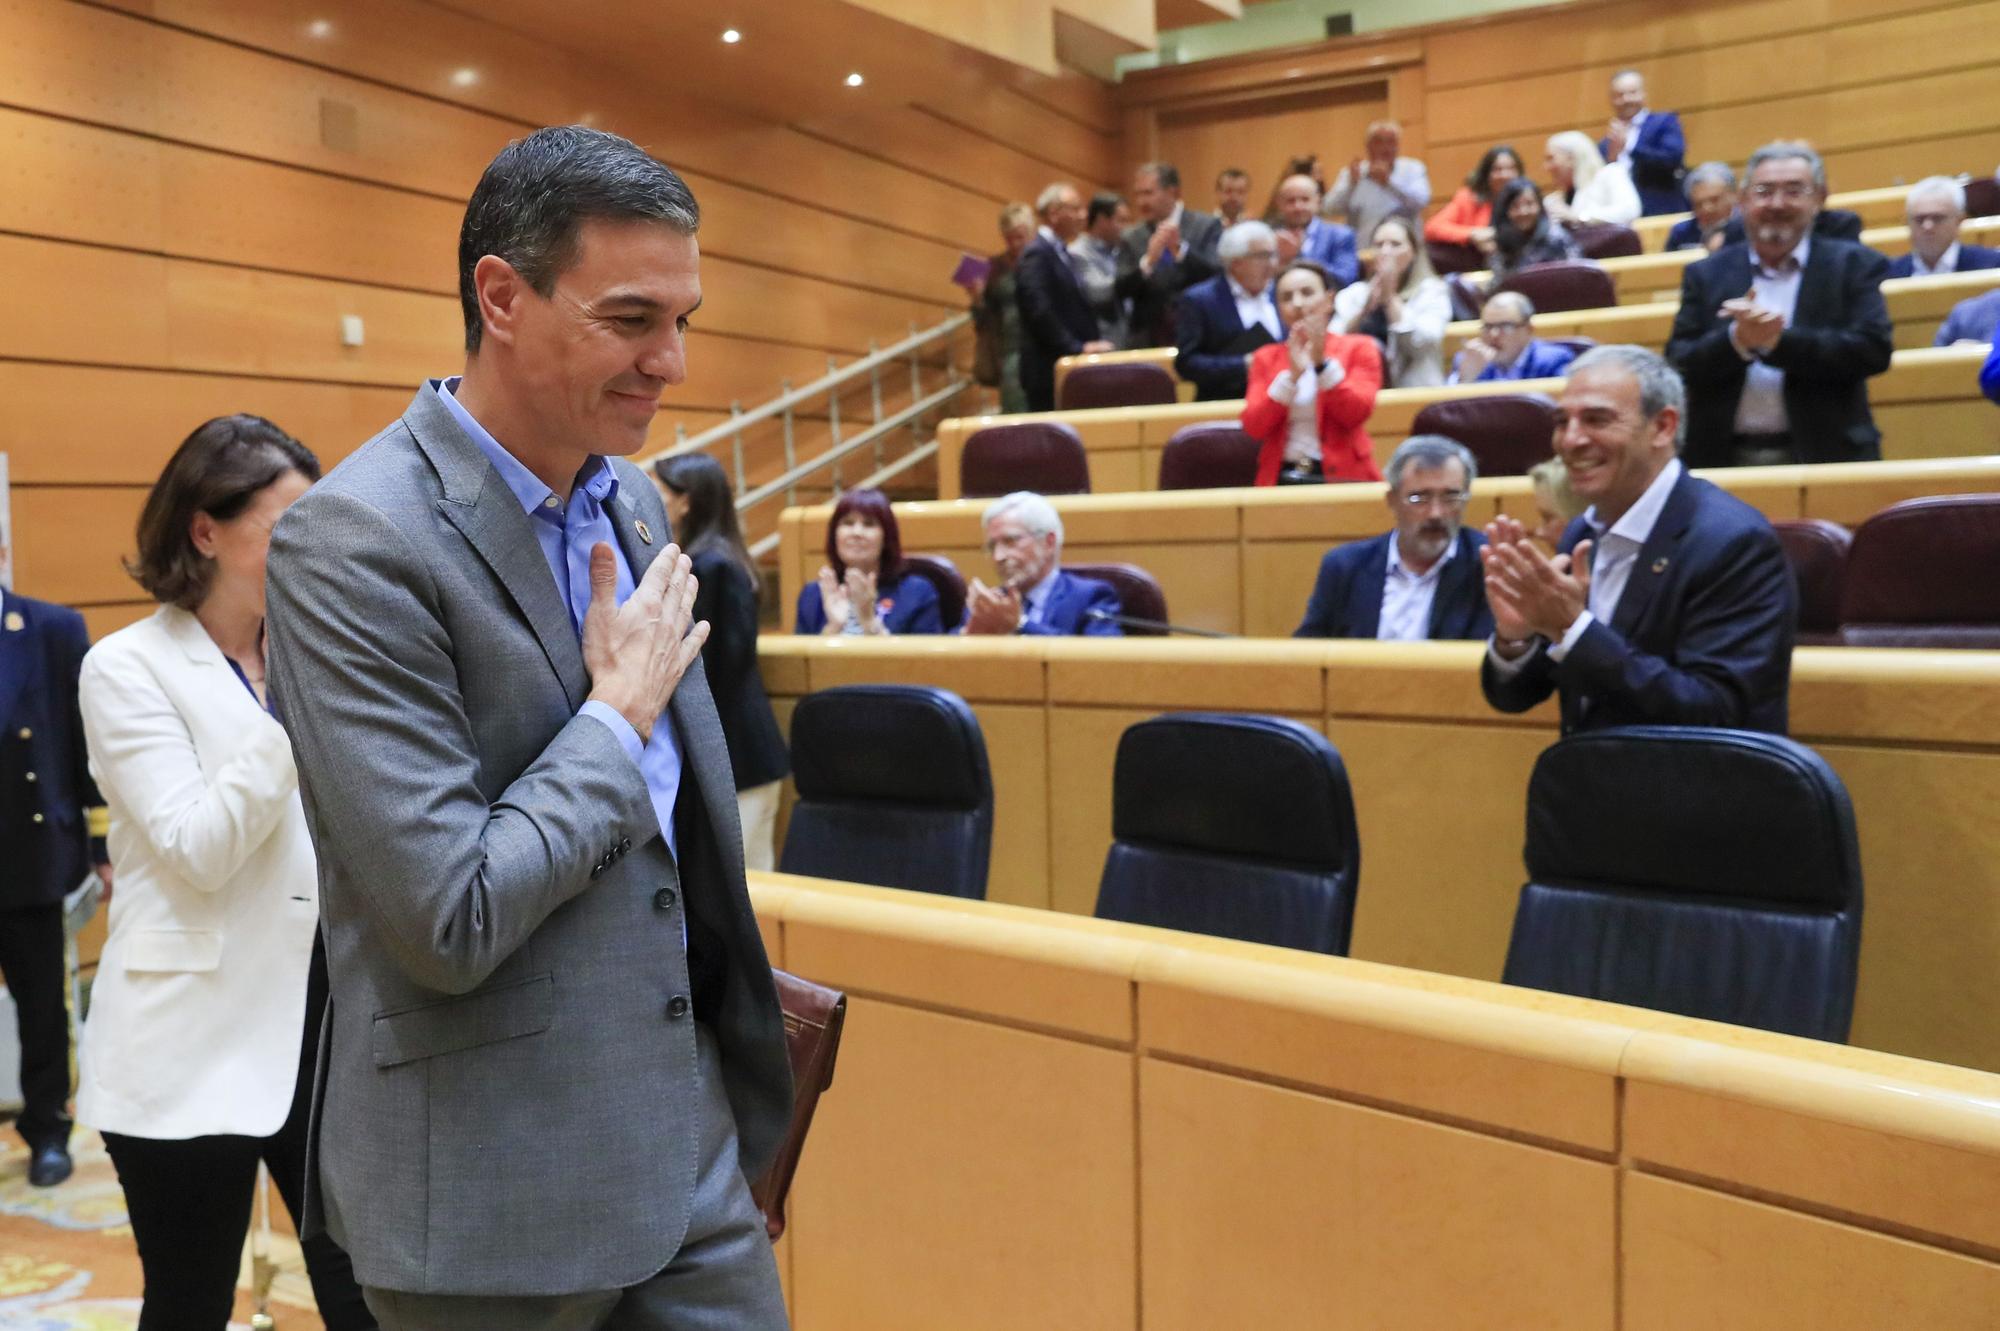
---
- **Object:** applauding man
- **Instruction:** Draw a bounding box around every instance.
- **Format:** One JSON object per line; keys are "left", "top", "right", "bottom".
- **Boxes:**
{"left": 1480, "top": 345, "right": 1796, "bottom": 735}
{"left": 962, "top": 492, "right": 1121, "bottom": 636}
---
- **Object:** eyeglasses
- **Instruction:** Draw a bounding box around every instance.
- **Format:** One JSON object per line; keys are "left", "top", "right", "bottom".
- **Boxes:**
{"left": 1400, "top": 489, "right": 1468, "bottom": 508}
{"left": 1479, "top": 321, "right": 1526, "bottom": 335}
{"left": 1746, "top": 182, "right": 1815, "bottom": 202}
{"left": 1908, "top": 212, "right": 1957, "bottom": 229}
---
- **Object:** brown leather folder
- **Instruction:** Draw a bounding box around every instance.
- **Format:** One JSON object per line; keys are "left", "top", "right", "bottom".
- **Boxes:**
{"left": 752, "top": 969, "right": 848, "bottom": 1241}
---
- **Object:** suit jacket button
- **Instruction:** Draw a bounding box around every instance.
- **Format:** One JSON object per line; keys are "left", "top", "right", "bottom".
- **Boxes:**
{"left": 620, "top": 836, "right": 632, "bottom": 852}
{"left": 666, "top": 995, "right": 690, "bottom": 1019}
{"left": 32, "top": 813, "right": 44, "bottom": 824}
{"left": 654, "top": 887, "right": 677, "bottom": 911}
{"left": 16, "top": 727, "right": 28, "bottom": 740}
{"left": 23, "top": 771, "right": 35, "bottom": 782}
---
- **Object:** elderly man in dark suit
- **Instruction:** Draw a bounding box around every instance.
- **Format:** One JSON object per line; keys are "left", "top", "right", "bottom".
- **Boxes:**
{"left": 1116, "top": 161, "right": 1223, "bottom": 348}
{"left": 0, "top": 549, "right": 109, "bottom": 1188}
{"left": 266, "top": 126, "right": 792, "bottom": 1329}
{"left": 1295, "top": 435, "right": 1493, "bottom": 641}
{"left": 961, "top": 492, "right": 1122, "bottom": 636}
{"left": 1885, "top": 176, "right": 2000, "bottom": 279}
{"left": 1174, "top": 220, "right": 1284, "bottom": 401}
{"left": 1666, "top": 141, "right": 1894, "bottom": 469}
{"left": 1601, "top": 70, "right": 1687, "bottom": 216}
{"left": 1481, "top": 345, "right": 1796, "bottom": 735}
{"left": 1015, "top": 181, "right": 1113, "bottom": 413}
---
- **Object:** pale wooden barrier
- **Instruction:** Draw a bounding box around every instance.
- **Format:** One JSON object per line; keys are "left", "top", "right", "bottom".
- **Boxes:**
{"left": 758, "top": 870, "right": 2000, "bottom": 1329}
{"left": 1632, "top": 183, "right": 1917, "bottom": 252}
{"left": 943, "top": 345, "right": 1996, "bottom": 501}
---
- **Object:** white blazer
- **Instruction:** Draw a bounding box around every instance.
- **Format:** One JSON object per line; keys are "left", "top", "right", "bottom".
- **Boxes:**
{"left": 77, "top": 605, "right": 318, "bottom": 1139}
{"left": 1332, "top": 275, "right": 1451, "bottom": 388}
{"left": 1568, "top": 163, "right": 1643, "bottom": 227}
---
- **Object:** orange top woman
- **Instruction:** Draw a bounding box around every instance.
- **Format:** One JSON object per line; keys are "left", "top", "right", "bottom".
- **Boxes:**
{"left": 1423, "top": 145, "right": 1524, "bottom": 256}
{"left": 1240, "top": 259, "right": 1385, "bottom": 486}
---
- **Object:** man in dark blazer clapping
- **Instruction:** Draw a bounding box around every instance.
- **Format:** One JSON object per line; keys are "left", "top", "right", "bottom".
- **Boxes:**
{"left": 1116, "top": 162, "right": 1223, "bottom": 348}
{"left": 1295, "top": 436, "right": 1493, "bottom": 641}
{"left": 1481, "top": 345, "right": 1796, "bottom": 736}
{"left": 1015, "top": 181, "right": 1112, "bottom": 413}
{"left": 1601, "top": 70, "right": 1688, "bottom": 217}
{"left": 1666, "top": 141, "right": 1894, "bottom": 469}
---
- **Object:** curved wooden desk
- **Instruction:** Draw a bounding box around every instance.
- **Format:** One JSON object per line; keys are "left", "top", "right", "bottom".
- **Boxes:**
{"left": 757, "top": 869, "right": 2000, "bottom": 1329}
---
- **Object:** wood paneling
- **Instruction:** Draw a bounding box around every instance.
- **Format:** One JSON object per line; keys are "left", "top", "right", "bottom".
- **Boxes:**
{"left": 1157, "top": 82, "right": 1390, "bottom": 224}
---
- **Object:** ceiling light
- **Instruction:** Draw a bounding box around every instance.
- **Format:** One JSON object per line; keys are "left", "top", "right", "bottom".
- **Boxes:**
{"left": 844, "top": 72, "right": 864, "bottom": 88}
{"left": 722, "top": 28, "right": 741, "bottom": 44}
{"left": 305, "top": 18, "right": 333, "bottom": 39}
{"left": 450, "top": 67, "right": 480, "bottom": 88}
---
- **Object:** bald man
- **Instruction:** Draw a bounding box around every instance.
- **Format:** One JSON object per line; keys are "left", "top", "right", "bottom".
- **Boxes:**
{"left": 1271, "top": 174, "right": 1359, "bottom": 288}
{"left": 1449, "top": 293, "right": 1579, "bottom": 384}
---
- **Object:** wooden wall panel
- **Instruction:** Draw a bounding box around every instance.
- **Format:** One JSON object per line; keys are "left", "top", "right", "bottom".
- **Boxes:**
{"left": 1157, "top": 83, "right": 1390, "bottom": 223}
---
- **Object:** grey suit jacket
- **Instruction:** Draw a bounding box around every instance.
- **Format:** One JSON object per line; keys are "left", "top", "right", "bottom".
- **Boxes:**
{"left": 265, "top": 387, "right": 791, "bottom": 1296}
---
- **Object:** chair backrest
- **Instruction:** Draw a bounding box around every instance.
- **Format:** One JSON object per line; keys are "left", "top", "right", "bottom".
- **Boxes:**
{"left": 897, "top": 553, "right": 967, "bottom": 631}
{"left": 1063, "top": 562, "right": 1168, "bottom": 633}
{"left": 1157, "top": 423, "right": 1261, "bottom": 490}
{"left": 1965, "top": 175, "right": 2000, "bottom": 219}
{"left": 1425, "top": 238, "right": 1486, "bottom": 275}
{"left": 1542, "top": 334, "right": 1597, "bottom": 358}
{"left": 960, "top": 422, "right": 1091, "bottom": 499}
{"left": 778, "top": 685, "right": 993, "bottom": 898}
{"left": 1771, "top": 519, "right": 1851, "bottom": 643}
{"left": 1409, "top": 391, "right": 1557, "bottom": 477}
{"left": 1496, "top": 260, "right": 1617, "bottom": 314}
{"left": 1568, "top": 223, "right": 1643, "bottom": 259}
{"left": 1838, "top": 494, "right": 2000, "bottom": 648}
{"left": 1094, "top": 713, "right": 1361, "bottom": 955}
{"left": 1444, "top": 271, "right": 1486, "bottom": 321}
{"left": 1059, "top": 361, "right": 1178, "bottom": 411}
{"left": 1502, "top": 726, "right": 1863, "bottom": 1042}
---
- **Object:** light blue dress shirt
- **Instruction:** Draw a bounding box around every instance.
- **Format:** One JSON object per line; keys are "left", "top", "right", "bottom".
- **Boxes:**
{"left": 434, "top": 378, "right": 682, "bottom": 858}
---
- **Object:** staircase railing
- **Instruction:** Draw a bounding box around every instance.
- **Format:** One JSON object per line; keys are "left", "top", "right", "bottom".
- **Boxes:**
{"left": 636, "top": 313, "right": 974, "bottom": 556}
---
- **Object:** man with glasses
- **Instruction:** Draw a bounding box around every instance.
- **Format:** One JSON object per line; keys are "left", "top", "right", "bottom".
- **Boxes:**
{"left": 1885, "top": 176, "right": 2000, "bottom": 279}
{"left": 1175, "top": 220, "right": 1285, "bottom": 401}
{"left": 1480, "top": 345, "right": 1795, "bottom": 734}
{"left": 1666, "top": 141, "right": 1893, "bottom": 468}
{"left": 1294, "top": 436, "right": 1493, "bottom": 641}
{"left": 962, "top": 491, "right": 1122, "bottom": 636}
{"left": 1449, "top": 292, "right": 1578, "bottom": 384}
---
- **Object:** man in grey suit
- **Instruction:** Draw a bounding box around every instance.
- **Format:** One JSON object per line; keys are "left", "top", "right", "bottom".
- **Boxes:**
{"left": 1115, "top": 161, "right": 1223, "bottom": 347}
{"left": 265, "top": 126, "right": 792, "bottom": 1329}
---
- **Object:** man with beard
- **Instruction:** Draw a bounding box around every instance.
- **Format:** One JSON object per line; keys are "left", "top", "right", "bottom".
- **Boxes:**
{"left": 1666, "top": 141, "right": 1892, "bottom": 468}
{"left": 960, "top": 491, "right": 1122, "bottom": 636}
{"left": 1293, "top": 436, "right": 1493, "bottom": 640}
{"left": 1479, "top": 345, "right": 1796, "bottom": 735}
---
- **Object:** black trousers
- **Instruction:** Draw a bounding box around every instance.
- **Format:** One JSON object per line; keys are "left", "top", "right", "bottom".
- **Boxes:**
{"left": 102, "top": 940, "right": 374, "bottom": 1331}
{"left": 0, "top": 902, "right": 71, "bottom": 1149}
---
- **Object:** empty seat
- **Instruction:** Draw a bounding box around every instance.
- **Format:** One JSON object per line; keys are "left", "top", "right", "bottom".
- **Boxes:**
{"left": 1410, "top": 391, "right": 1557, "bottom": 477}
{"left": 1543, "top": 335, "right": 1597, "bottom": 359}
{"left": 778, "top": 685, "right": 993, "bottom": 898}
{"left": 1568, "top": 223, "right": 1643, "bottom": 260}
{"left": 1965, "top": 175, "right": 2000, "bottom": 219}
{"left": 1425, "top": 238, "right": 1486, "bottom": 276}
{"left": 1157, "top": 422, "right": 1261, "bottom": 490}
{"left": 1771, "top": 519, "right": 1851, "bottom": 646}
{"left": 1094, "top": 713, "right": 1360, "bottom": 954}
{"left": 1838, "top": 494, "right": 2000, "bottom": 647}
{"left": 1064, "top": 561, "right": 1168, "bottom": 634}
{"left": 960, "top": 422, "right": 1091, "bottom": 499}
{"left": 899, "top": 553, "right": 967, "bottom": 631}
{"left": 1503, "top": 726, "right": 1863, "bottom": 1042}
{"left": 1496, "top": 260, "right": 1616, "bottom": 314}
{"left": 1059, "top": 361, "right": 1177, "bottom": 411}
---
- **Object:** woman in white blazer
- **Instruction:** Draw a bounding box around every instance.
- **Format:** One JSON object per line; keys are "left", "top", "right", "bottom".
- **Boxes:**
{"left": 1331, "top": 215, "right": 1452, "bottom": 387}
{"left": 78, "top": 415, "right": 372, "bottom": 1331}
{"left": 1544, "top": 130, "right": 1642, "bottom": 228}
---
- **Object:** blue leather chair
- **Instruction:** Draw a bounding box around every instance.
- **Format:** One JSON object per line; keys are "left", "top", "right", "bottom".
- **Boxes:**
{"left": 1503, "top": 727, "right": 1863, "bottom": 1042}
{"left": 1093, "top": 713, "right": 1360, "bottom": 954}
{"left": 778, "top": 685, "right": 993, "bottom": 898}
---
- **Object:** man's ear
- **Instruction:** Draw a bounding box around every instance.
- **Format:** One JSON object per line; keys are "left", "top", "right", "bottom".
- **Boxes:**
{"left": 472, "top": 254, "right": 530, "bottom": 349}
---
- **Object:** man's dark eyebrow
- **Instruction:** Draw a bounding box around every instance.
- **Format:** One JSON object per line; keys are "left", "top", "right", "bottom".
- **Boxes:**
{"left": 597, "top": 293, "right": 703, "bottom": 319}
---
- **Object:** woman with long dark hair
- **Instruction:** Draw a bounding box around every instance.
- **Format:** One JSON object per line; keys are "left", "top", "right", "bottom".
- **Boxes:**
{"left": 653, "top": 453, "right": 790, "bottom": 872}
{"left": 1486, "top": 178, "right": 1583, "bottom": 292}
{"left": 792, "top": 488, "right": 943, "bottom": 636}
{"left": 1424, "top": 144, "right": 1524, "bottom": 258}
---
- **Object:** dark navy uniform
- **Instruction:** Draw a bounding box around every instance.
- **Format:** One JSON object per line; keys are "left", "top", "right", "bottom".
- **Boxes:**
{"left": 1, "top": 589, "right": 106, "bottom": 1159}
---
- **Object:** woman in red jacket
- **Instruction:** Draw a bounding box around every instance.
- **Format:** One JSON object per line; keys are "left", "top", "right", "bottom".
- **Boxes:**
{"left": 1241, "top": 259, "right": 1384, "bottom": 485}
{"left": 1423, "top": 144, "right": 1523, "bottom": 258}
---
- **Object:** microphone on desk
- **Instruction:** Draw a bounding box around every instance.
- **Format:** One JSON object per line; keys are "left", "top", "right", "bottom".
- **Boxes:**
{"left": 1085, "top": 609, "right": 1237, "bottom": 639}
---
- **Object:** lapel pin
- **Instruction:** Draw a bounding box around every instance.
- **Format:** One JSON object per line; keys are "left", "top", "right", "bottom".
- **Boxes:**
{"left": 635, "top": 519, "right": 654, "bottom": 545}
{"left": 1651, "top": 557, "right": 1669, "bottom": 574}
{"left": 4, "top": 611, "right": 22, "bottom": 631}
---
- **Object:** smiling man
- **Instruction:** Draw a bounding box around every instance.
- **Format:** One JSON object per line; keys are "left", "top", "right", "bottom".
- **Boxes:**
{"left": 1479, "top": 344, "right": 1796, "bottom": 735}
{"left": 264, "top": 126, "right": 792, "bottom": 1329}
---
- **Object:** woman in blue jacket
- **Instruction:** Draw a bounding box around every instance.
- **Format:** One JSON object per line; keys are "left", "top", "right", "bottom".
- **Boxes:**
{"left": 795, "top": 488, "right": 943, "bottom": 635}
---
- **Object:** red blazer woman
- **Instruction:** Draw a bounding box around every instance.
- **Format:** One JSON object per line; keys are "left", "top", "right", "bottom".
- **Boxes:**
{"left": 1240, "top": 334, "right": 1384, "bottom": 486}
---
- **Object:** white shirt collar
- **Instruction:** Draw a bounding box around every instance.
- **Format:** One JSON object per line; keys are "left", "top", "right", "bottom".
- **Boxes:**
{"left": 1388, "top": 529, "right": 1457, "bottom": 580}
{"left": 1914, "top": 241, "right": 1960, "bottom": 276}
{"left": 1227, "top": 275, "right": 1269, "bottom": 304}
{"left": 1588, "top": 457, "right": 1683, "bottom": 546}
{"left": 1167, "top": 200, "right": 1185, "bottom": 230}
{"left": 1038, "top": 224, "right": 1061, "bottom": 248}
{"left": 1751, "top": 233, "right": 1811, "bottom": 278}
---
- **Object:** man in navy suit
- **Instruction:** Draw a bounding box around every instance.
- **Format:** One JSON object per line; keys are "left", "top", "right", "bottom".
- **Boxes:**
{"left": 962, "top": 492, "right": 1122, "bottom": 636}
{"left": 1295, "top": 436, "right": 1493, "bottom": 641}
{"left": 1665, "top": 162, "right": 1739, "bottom": 252}
{"left": 1885, "top": 176, "right": 2000, "bottom": 279}
{"left": 1272, "top": 175, "right": 1359, "bottom": 289}
{"left": 1480, "top": 345, "right": 1796, "bottom": 735}
{"left": 0, "top": 545, "right": 110, "bottom": 1187}
{"left": 1601, "top": 70, "right": 1687, "bottom": 217}
{"left": 1014, "top": 181, "right": 1114, "bottom": 412}
{"left": 1448, "top": 293, "right": 1579, "bottom": 384}
{"left": 1116, "top": 162, "right": 1224, "bottom": 348}
{"left": 1175, "top": 220, "right": 1283, "bottom": 401}
{"left": 1667, "top": 142, "right": 1894, "bottom": 469}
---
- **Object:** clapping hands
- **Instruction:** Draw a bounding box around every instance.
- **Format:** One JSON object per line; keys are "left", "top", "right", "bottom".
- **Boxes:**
{"left": 1720, "top": 292, "right": 1785, "bottom": 354}
{"left": 1480, "top": 514, "right": 1593, "bottom": 653}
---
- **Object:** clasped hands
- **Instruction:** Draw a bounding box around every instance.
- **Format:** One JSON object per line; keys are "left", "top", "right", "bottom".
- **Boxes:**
{"left": 1285, "top": 296, "right": 1334, "bottom": 378}
{"left": 582, "top": 540, "right": 707, "bottom": 742}
{"left": 1480, "top": 515, "right": 1593, "bottom": 658}
{"left": 1720, "top": 291, "right": 1785, "bottom": 355}
{"left": 963, "top": 579, "right": 1024, "bottom": 634}
{"left": 816, "top": 565, "right": 884, "bottom": 635}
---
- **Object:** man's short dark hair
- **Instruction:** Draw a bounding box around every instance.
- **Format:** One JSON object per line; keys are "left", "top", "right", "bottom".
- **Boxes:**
{"left": 1138, "top": 161, "right": 1181, "bottom": 192}
{"left": 1216, "top": 167, "right": 1249, "bottom": 186}
{"left": 1087, "top": 192, "right": 1124, "bottom": 226}
{"left": 458, "top": 125, "right": 700, "bottom": 353}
